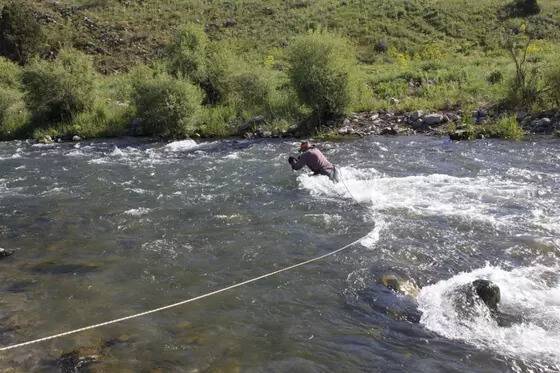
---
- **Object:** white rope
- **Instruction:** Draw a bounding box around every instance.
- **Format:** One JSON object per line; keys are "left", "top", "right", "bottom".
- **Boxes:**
{"left": 0, "top": 235, "right": 367, "bottom": 352}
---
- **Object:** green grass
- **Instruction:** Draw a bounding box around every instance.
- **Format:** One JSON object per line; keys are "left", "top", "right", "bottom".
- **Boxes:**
{"left": 2, "top": 0, "right": 558, "bottom": 72}
{"left": 0, "top": 0, "right": 559, "bottom": 140}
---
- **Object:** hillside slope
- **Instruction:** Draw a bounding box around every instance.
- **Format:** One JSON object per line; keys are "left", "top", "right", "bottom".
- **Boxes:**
{"left": 4, "top": 0, "right": 560, "bottom": 72}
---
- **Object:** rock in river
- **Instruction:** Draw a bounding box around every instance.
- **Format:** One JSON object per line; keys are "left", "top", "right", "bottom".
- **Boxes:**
{"left": 471, "top": 279, "right": 501, "bottom": 311}
{"left": 0, "top": 248, "right": 15, "bottom": 259}
{"left": 380, "top": 274, "right": 419, "bottom": 298}
{"left": 452, "top": 279, "right": 501, "bottom": 314}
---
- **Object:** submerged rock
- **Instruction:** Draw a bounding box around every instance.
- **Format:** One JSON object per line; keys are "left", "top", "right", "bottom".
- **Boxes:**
{"left": 55, "top": 336, "right": 132, "bottom": 372}
{"left": 379, "top": 274, "right": 419, "bottom": 298}
{"left": 57, "top": 348, "right": 99, "bottom": 373}
{"left": 0, "top": 248, "right": 15, "bottom": 259}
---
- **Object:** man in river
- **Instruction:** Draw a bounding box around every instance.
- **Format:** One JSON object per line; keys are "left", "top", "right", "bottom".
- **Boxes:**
{"left": 288, "top": 141, "right": 339, "bottom": 183}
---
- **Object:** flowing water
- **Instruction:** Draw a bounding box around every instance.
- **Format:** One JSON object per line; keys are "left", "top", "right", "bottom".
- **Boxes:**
{"left": 0, "top": 136, "right": 559, "bottom": 372}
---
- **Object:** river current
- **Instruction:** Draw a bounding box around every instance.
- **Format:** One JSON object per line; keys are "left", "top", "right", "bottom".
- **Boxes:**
{"left": 0, "top": 136, "right": 559, "bottom": 372}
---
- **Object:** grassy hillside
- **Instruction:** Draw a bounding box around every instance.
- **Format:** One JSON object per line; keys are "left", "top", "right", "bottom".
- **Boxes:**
{"left": 0, "top": 0, "right": 559, "bottom": 141}
{"left": 2, "top": 0, "right": 559, "bottom": 72}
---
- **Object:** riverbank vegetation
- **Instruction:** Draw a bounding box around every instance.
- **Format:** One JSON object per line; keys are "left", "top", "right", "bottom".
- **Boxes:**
{"left": 0, "top": 0, "right": 559, "bottom": 141}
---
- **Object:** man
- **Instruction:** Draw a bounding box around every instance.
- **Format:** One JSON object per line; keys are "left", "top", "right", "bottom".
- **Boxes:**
{"left": 288, "top": 141, "right": 339, "bottom": 183}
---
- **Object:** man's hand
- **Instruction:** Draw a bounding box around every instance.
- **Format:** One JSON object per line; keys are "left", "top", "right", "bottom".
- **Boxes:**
{"left": 288, "top": 156, "right": 296, "bottom": 165}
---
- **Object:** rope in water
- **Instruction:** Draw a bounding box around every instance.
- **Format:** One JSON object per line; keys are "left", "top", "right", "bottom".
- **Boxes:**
{"left": 0, "top": 234, "right": 369, "bottom": 352}
{"left": 337, "top": 168, "right": 372, "bottom": 211}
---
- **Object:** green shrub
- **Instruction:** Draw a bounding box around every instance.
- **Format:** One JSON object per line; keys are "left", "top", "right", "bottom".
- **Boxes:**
{"left": 545, "top": 63, "right": 560, "bottom": 108}
{"left": 287, "top": 31, "right": 361, "bottom": 122}
{"left": 68, "top": 99, "right": 131, "bottom": 138}
{"left": 228, "top": 69, "right": 271, "bottom": 114}
{"left": 505, "top": 69, "right": 541, "bottom": 110}
{"left": 167, "top": 23, "right": 230, "bottom": 104}
{"left": 132, "top": 72, "right": 203, "bottom": 138}
{"left": 0, "top": 1, "right": 44, "bottom": 64}
{"left": 167, "top": 24, "right": 209, "bottom": 84}
{"left": 0, "top": 87, "right": 29, "bottom": 139}
{"left": 22, "top": 48, "right": 97, "bottom": 125}
{"left": 487, "top": 70, "right": 503, "bottom": 85}
{"left": 0, "top": 56, "right": 22, "bottom": 88}
{"left": 487, "top": 115, "right": 524, "bottom": 140}
{"left": 194, "top": 105, "right": 236, "bottom": 138}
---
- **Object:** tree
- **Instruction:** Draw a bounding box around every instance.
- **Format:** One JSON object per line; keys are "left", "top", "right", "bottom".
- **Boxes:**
{"left": 0, "top": 1, "right": 44, "bottom": 64}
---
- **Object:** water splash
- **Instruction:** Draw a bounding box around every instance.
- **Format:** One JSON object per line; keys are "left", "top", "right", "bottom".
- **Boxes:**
{"left": 418, "top": 265, "right": 560, "bottom": 367}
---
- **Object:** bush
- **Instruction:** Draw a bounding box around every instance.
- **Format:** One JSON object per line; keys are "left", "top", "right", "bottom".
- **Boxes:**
{"left": 0, "top": 87, "right": 28, "bottom": 139}
{"left": 0, "top": 56, "right": 22, "bottom": 88}
{"left": 132, "top": 72, "right": 203, "bottom": 138}
{"left": 22, "top": 48, "right": 97, "bottom": 125}
{"left": 194, "top": 105, "right": 236, "bottom": 138}
{"left": 287, "top": 31, "right": 361, "bottom": 121}
{"left": 545, "top": 63, "right": 560, "bottom": 108}
{"left": 487, "top": 70, "right": 503, "bottom": 85}
{"left": 487, "top": 115, "right": 525, "bottom": 140}
{"left": 167, "top": 24, "right": 209, "bottom": 84}
{"left": 167, "top": 23, "right": 229, "bottom": 104}
{"left": 68, "top": 99, "right": 132, "bottom": 138}
{"left": 0, "top": 1, "right": 44, "bottom": 64}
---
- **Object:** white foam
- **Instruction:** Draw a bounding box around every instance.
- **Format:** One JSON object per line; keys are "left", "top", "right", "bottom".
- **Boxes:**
{"left": 164, "top": 139, "right": 199, "bottom": 152}
{"left": 110, "top": 146, "right": 126, "bottom": 157}
{"left": 66, "top": 149, "right": 86, "bottom": 157}
{"left": 124, "top": 208, "right": 151, "bottom": 216}
{"left": 298, "top": 167, "right": 535, "bottom": 227}
{"left": 224, "top": 152, "right": 240, "bottom": 159}
{"left": 418, "top": 265, "right": 560, "bottom": 365}
{"left": 360, "top": 219, "right": 386, "bottom": 249}
{"left": 0, "top": 153, "right": 22, "bottom": 160}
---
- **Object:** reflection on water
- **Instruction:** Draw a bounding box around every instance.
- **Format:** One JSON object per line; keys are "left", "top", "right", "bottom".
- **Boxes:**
{"left": 0, "top": 136, "right": 559, "bottom": 371}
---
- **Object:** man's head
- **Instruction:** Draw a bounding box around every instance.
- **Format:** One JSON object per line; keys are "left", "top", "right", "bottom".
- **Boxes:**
{"left": 299, "top": 141, "right": 312, "bottom": 152}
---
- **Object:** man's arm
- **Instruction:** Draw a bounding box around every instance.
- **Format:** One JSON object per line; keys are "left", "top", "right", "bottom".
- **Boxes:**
{"left": 289, "top": 153, "right": 308, "bottom": 170}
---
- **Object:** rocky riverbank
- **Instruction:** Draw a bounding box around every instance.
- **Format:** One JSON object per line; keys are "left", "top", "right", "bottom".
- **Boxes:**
{"left": 29, "top": 109, "right": 560, "bottom": 145}
{"left": 237, "top": 109, "right": 560, "bottom": 141}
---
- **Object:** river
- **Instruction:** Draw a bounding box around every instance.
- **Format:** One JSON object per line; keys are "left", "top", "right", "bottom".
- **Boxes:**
{"left": 0, "top": 136, "right": 559, "bottom": 372}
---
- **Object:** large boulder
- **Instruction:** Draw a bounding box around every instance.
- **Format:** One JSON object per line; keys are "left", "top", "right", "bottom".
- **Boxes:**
{"left": 472, "top": 279, "right": 501, "bottom": 311}
{"left": 452, "top": 279, "right": 501, "bottom": 315}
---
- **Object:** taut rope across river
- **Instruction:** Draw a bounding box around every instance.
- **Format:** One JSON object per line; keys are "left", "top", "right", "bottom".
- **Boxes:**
{"left": 0, "top": 234, "right": 371, "bottom": 352}
{"left": 0, "top": 171, "right": 372, "bottom": 352}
